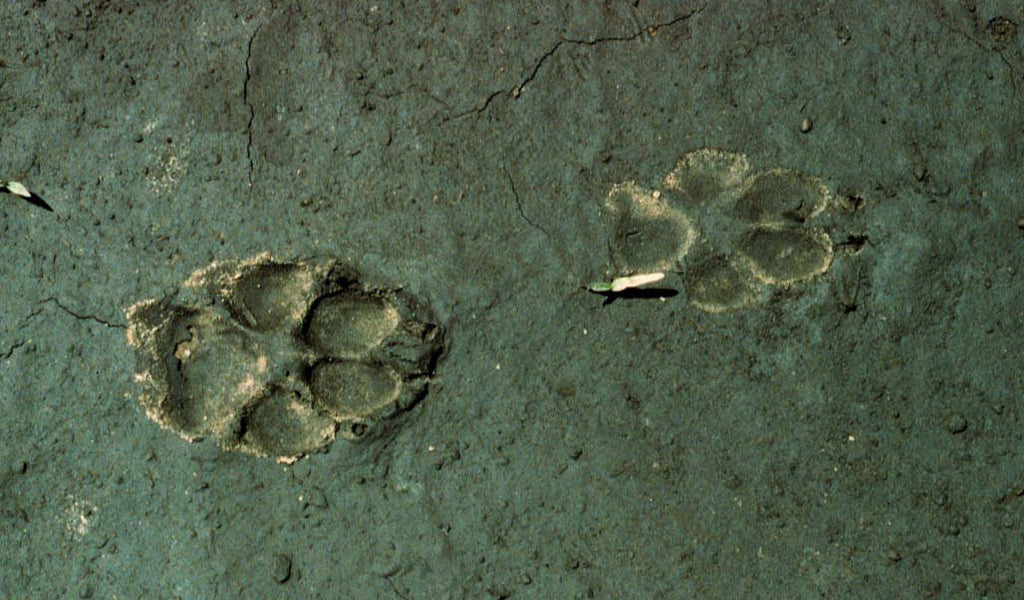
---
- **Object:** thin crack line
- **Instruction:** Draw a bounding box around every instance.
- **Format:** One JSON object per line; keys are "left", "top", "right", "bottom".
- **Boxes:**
{"left": 244, "top": 21, "right": 265, "bottom": 192}
{"left": 1, "top": 302, "right": 47, "bottom": 361}
{"left": 504, "top": 165, "right": 542, "bottom": 232}
{"left": 0, "top": 340, "right": 27, "bottom": 361}
{"left": 445, "top": 4, "right": 706, "bottom": 121}
{"left": 41, "top": 297, "right": 126, "bottom": 329}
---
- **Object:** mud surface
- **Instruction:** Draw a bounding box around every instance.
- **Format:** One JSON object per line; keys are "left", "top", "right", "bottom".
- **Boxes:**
{"left": 1, "top": 2, "right": 1022, "bottom": 598}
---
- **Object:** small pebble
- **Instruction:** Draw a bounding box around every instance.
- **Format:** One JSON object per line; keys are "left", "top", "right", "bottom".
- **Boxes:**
{"left": 799, "top": 117, "right": 813, "bottom": 133}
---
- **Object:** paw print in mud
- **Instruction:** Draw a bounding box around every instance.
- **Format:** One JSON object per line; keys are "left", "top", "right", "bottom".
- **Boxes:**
{"left": 126, "top": 254, "right": 445, "bottom": 461}
{"left": 604, "top": 148, "right": 835, "bottom": 312}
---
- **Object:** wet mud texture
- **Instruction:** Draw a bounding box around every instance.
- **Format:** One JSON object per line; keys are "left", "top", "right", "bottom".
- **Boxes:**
{"left": 1, "top": 2, "right": 1022, "bottom": 599}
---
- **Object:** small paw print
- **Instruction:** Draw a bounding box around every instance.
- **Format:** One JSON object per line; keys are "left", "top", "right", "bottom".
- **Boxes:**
{"left": 127, "top": 254, "right": 445, "bottom": 460}
{"left": 604, "top": 149, "right": 835, "bottom": 312}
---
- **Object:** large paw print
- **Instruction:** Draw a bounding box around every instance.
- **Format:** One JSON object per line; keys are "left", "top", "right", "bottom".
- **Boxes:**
{"left": 604, "top": 149, "right": 834, "bottom": 312}
{"left": 126, "top": 254, "right": 445, "bottom": 460}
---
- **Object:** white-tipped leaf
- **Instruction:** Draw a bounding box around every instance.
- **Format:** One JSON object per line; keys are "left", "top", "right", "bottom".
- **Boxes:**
{"left": 610, "top": 272, "right": 665, "bottom": 292}
{"left": 589, "top": 272, "right": 665, "bottom": 293}
{"left": 4, "top": 181, "right": 31, "bottom": 198}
